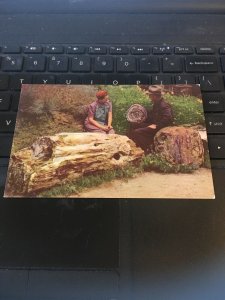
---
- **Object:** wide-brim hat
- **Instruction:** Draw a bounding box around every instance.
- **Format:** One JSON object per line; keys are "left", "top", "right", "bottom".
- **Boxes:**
{"left": 148, "top": 85, "right": 162, "bottom": 95}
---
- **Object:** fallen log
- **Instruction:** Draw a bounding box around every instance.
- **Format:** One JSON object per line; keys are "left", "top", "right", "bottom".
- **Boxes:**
{"left": 4, "top": 133, "right": 144, "bottom": 196}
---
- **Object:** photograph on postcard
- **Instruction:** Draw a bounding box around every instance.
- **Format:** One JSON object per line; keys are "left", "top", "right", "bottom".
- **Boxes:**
{"left": 4, "top": 84, "right": 215, "bottom": 198}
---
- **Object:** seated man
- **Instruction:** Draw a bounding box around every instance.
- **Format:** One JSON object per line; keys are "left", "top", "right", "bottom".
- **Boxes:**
{"left": 131, "top": 86, "right": 173, "bottom": 153}
{"left": 84, "top": 90, "right": 115, "bottom": 134}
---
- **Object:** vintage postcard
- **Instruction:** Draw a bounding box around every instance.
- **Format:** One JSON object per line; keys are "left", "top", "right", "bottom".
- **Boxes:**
{"left": 4, "top": 84, "right": 215, "bottom": 199}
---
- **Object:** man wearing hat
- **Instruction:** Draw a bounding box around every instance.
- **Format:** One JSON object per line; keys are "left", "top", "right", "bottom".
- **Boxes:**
{"left": 84, "top": 90, "right": 115, "bottom": 134}
{"left": 131, "top": 85, "right": 173, "bottom": 153}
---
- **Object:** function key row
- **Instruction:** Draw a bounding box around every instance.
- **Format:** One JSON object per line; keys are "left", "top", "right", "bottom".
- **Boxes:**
{"left": 0, "top": 55, "right": 220, "bottom": 73}
{"left": 1, "top": 45, "right": 225, "bottom": 55}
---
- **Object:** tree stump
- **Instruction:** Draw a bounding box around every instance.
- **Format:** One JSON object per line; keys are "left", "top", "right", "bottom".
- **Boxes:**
{"left": 4, "top": 133, "right": 144, "bottom": 196}
{"left": 154, "top": 126, "right": 204, "bottom": 167}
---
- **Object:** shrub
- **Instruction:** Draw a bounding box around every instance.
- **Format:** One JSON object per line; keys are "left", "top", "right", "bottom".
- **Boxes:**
{"left": 163, "top": 93, "right": 205, "bottom": 126}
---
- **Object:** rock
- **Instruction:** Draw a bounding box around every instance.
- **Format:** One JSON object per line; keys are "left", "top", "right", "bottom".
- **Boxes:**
{"left": 4, "top": 133, "right": 144, "bottom": 196}
{"left": 191, "top": 125, "right": 207, "bottom": 142}
{"left": 154, "top": 126, "right": 204, "bottom": 166}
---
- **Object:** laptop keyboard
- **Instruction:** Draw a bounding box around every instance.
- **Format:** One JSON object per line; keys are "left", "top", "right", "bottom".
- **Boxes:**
{"left": 0, "top": 44, "right": 225, "bottom": 168}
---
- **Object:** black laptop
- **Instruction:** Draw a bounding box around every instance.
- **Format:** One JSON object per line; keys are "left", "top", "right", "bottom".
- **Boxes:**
{"left": 1, "top": 0, "right": 225, "bottom": 299}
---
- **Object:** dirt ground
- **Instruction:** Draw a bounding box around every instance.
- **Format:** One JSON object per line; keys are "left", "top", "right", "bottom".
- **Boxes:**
{"left": 71, "top": 168, "right": 215, "bottom": 199}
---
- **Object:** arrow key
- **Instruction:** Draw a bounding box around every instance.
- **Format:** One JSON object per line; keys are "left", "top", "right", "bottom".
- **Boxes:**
{"left": 208, "top": 136, "right": 225, "bottom": 159}
{"left": 0, "top": 113, "right": 17, "bottom": 132}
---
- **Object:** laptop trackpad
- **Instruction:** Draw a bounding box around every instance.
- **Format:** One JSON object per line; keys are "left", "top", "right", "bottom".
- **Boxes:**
{"left": 0, "top": 197, "right": 119, "bottom": 269}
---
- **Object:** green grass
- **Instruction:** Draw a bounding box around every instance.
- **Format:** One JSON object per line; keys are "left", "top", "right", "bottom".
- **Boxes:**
{"left": 140, "top": 154, "right": 199, "bottom": 174}
{"left": 163, "top": 94, "right": 205, "bottom": 126}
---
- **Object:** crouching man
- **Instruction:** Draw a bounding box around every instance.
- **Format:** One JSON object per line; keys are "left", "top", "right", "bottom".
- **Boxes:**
{"left": 131, "top": 86, "right": 173, "bottom": 153}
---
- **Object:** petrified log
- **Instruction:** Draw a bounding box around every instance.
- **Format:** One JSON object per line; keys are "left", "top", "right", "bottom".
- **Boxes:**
{"left": 126, "top": 104, "right": 148, "bottom": 124}
{"left": 4, "top": 133, "right": 144, "bottom": 196}
{"left": 154, "top": 126, "right": 204, "bottom": 166}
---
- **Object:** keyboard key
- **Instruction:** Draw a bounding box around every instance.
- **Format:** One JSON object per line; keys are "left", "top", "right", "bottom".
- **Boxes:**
{"left": 11, "top": 92, "right": 20, "bottom": 111}
{"left": 0, "top": 75, "right": 9, "bottom": 90}
{"left": 208, "top": 136, "right": 225, "bottom": 159}
{"left": 152, "top": 75, "right": 172, "bottom": 84}
{"left": 174, "top": 75, "right": 196, "bottom": 84}
{"left": 2, "top": 45, "right": 21, "bottom": 54}
{"left": 153, "top": 46, "right": 172, "bottom": 54}
{"left": 105, "top": 75, "right": 126, "bottom": 85}
{"left": 162, "top": 56, "right": 183, "bottom": 73}
{"left": 174, "top": 46, "right": 194, "bottom": 54}
{"left": 130, "top": 47, "right": 149, "bottom": 55}
{"left": 0, "top": 112, "right": 16, "bottom": 132}
{"left": 81, "top": 75, "right": 105, "bottom": 84}
{"left": 23, "top": 45, "right": 42, "bottom": 53}
{"left": 196, "top": 47, "right": 215, "bottom": 54}
{"left": 94, "top": 56, "right": 114, "bottom": 72}
{"left": 139, "top": 57, "right": 159, "bottom": 73}
{"left": 10, "top": 74, "right": 32, "bottom": 90}
{"left": 199, "top": 75, "right": 222, "bottom": 92}
{"left": 67, "top": 46, "right": 86, "bottom": 54}
{"left": 48, "top": 56, "right": 68, "bottom": 72}
{"left": 203, "top": 93, "right": 224, "bottom": 112}
{"left": 185, "top": 56, "right": 218, "bottom": 72}
{"left": 220, "top": 56, "right": 225, "bottom": 72}
{"left": 71, "top": 56, "right": 91, "bottom": 72}
{"left": 1, "top": 55, "right": 23, "bottom": 71}
{"left": 205, "top": 114, "right": 225, "bottom": 134}
{"left": 56, "top": 75, "right": 80, "bottom": 85}
{"left": 219, "top": 47, "right": 225, "bottom": 54}
{"left": 0, "top": 134, "right": 13, "bottom": 157}
{"left": 33, "top": 75, "right": 55, "bottom": 84}
{"left": 126, "top": 75, "right": 149, "bottom": 84}
{"left": 24, "top": 55, "right": 46, "bottom": 72}
{"left": 0, "top": 93, "right": 11, "bottom": 111}
{"left": 88, "top": 46, "right": 107, "bottom": 54}
{"left": 45, "top": 45, "right": 64, "bottom": 54}
{"left": 109, "top": 46, "right": 129, "bottom": 55}
{"left": 117, "top": 56, "right": 136, "bottom": 73}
